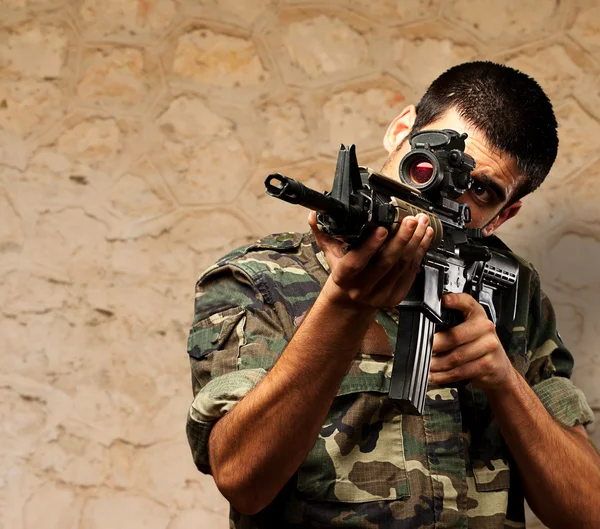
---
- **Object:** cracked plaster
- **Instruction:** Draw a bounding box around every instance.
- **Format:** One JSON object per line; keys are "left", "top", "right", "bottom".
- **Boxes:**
{"left": 1, "top": 1, "right": 600, "bottom": 528}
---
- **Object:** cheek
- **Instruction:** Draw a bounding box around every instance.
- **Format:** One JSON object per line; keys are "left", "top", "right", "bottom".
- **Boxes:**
{"left": 461, "top": 199, "right": 493, "bottom": 229}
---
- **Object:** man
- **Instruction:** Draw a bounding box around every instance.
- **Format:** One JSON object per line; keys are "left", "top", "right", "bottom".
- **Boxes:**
{"left": 186, "top": 62, "right": 600, "bottom": 528}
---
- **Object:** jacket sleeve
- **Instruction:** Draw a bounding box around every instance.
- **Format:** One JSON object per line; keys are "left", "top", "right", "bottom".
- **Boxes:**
{"left": 185, "top": 268, "right": 289, "bottom": 474}
{"left": 524, "top": 268, "right": 594, "bottom": 429}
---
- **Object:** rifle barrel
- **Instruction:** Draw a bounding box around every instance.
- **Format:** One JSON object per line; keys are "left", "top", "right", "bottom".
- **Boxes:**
{"left": 265, "top": 173, "right": 347, "bottom": 219}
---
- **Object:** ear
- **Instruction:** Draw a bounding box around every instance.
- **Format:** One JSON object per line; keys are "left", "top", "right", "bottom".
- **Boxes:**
{"left": 383, "top": 105, "right": 417, "bottom": 154}
{"left": 482, "top": 200, "right": 522, "bottom": 236}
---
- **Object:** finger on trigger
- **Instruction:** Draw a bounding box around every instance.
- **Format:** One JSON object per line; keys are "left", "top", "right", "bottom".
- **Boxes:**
{"left": 444, "top": 292, "right": 482, "bottom": 318}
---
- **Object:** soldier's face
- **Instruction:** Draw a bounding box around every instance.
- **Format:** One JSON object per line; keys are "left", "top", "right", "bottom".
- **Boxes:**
{"left": 381, "top": 107, "right": 523, "bottom": 236}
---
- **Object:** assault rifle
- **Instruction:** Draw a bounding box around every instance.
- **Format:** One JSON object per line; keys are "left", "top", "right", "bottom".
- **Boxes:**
{"left": 264, "top": 130, "right": 519, "bottom": 415}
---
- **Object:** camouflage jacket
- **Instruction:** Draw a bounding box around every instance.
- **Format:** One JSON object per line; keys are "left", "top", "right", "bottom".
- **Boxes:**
{"left": 186, "top": 231, "right": 593, "bottom": 529}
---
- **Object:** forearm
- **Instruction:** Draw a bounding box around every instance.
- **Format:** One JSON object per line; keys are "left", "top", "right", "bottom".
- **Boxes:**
{"left": 486, "top": 368, "right": 600, "bottom": 528}
{"left": 208, "top": 293, "right": 377, "bottom": 514}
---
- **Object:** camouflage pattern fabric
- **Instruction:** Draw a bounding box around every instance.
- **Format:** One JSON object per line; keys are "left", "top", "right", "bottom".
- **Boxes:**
{"left": 186, "top": 231, "right": 594, "bottom": 528}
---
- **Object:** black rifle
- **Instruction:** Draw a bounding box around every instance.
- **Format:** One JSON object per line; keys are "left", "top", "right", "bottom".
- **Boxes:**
{"left": 264, "top": 130, "right": 519, "bottom": 414}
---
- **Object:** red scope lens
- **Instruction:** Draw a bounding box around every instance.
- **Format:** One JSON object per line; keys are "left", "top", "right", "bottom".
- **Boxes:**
{"left": 409, "top": 160, "right": 434, "bottom": 185}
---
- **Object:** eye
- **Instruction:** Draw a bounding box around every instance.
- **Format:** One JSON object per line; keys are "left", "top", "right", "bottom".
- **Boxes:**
{"left": 471, "top": 181, "right": 494, "bottom": 204}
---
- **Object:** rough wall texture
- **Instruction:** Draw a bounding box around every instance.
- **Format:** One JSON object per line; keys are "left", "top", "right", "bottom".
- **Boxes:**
{"left": 1, "top": 1, "right": 599, "bottom": 528}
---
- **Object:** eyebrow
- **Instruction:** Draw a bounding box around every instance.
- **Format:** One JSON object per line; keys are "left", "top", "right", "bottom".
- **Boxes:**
{"left": 478, "top": 173, "right": 507, "bottom": 203}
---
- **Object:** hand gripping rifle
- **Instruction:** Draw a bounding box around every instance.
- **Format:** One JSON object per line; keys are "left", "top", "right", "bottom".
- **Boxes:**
{"left": 264, "top": 130, "right": 519, "bottom": 415}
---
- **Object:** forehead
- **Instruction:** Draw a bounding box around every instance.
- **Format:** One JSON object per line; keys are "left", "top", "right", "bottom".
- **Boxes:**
{"left": 422, "top": 108, "right": 522, "bottom": 199}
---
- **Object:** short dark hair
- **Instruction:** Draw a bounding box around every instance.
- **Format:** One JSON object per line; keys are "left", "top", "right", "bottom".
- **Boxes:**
{"left": 412, "top": 61, "right": 558, "bottom": 203}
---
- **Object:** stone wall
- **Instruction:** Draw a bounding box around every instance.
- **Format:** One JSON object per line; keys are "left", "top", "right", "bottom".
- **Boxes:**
{"left": 1, "top": 1, "right": 599, "bottom": 528}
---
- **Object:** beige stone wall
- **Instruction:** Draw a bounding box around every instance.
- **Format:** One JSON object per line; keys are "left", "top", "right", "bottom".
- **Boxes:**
{"left": 1, "top": 1, "right": 599, "bottom": 528}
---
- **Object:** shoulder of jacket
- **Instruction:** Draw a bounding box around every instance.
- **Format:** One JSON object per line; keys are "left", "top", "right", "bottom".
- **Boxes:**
{"left": 198, "top": 231, "right": 324, "bottom": 308}
{"left": 198, "top": 231, "right": 312, "bottom": 283}
{"left": 222, "top": 232, "right": 305, "bottom": 262}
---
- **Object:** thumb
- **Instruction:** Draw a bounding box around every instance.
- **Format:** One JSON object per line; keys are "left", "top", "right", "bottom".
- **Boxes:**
{"left": 309, "top": 211, "right": 336, "bottom": 249}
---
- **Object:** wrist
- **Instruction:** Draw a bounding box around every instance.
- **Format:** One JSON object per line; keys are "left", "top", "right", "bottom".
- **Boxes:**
{"left": 317, "top": 287, "right": 378, "bottom": 322}
{"left": 484, "top": 363, "right": 522, "bottom": 401}
{"left": 320, "top": 277, "right": 379, "bottom": 317}
{"left": 283, "top": 287, "right": 379, "bottom": 371}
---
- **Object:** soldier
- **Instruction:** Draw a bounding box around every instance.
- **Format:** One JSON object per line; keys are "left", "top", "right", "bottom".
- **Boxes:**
{"left": 186, "top": 61, "right": 600, "bottom": 528}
